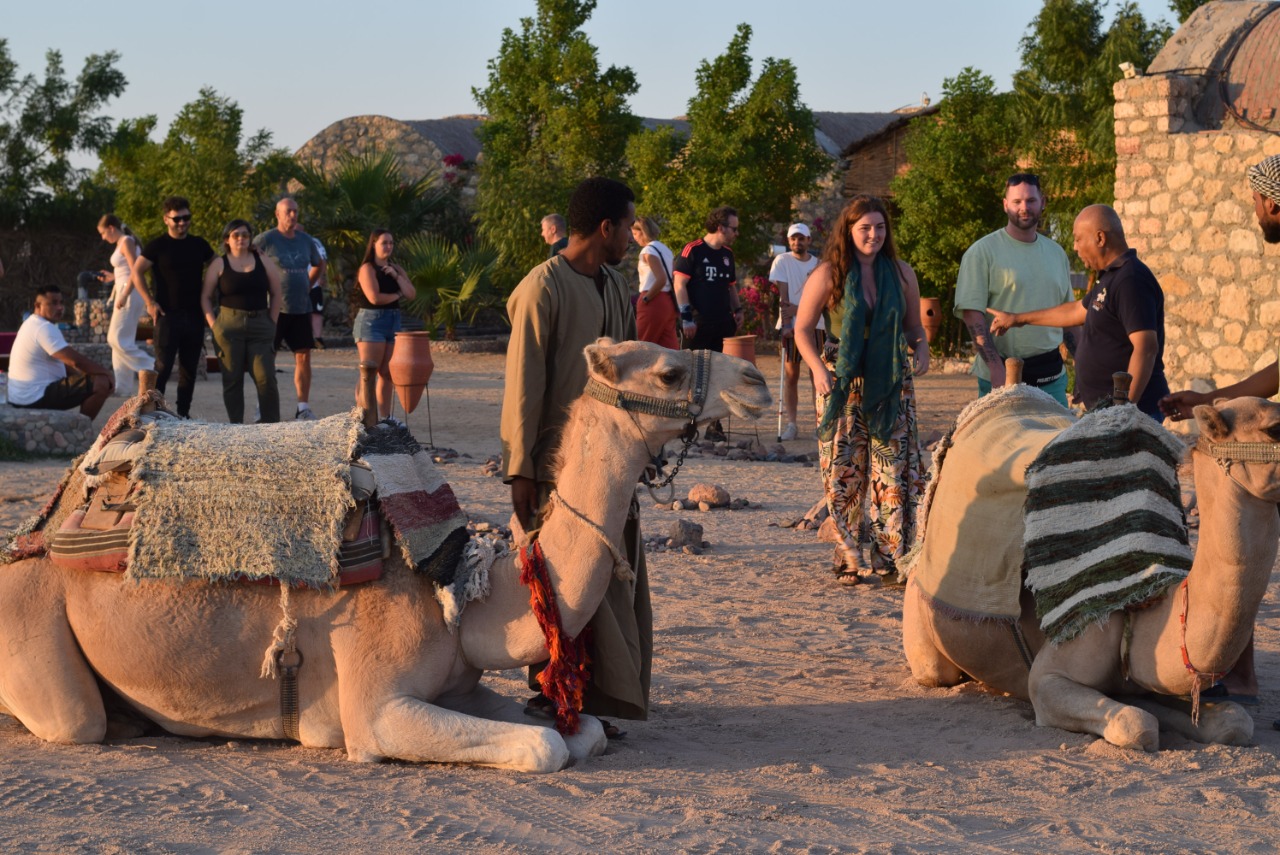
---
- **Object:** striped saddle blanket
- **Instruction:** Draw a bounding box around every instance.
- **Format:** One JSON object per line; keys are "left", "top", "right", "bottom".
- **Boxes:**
{"left": 1023, "top": 404, "right": 1192, "bottom": 644}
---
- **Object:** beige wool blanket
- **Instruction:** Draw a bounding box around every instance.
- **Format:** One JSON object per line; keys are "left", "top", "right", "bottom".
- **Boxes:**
{"left": 903, "top": 386, "right": 1075, "bottom": 621}
{"left": 127, "top": 411, "right": 364, "bottom": 587}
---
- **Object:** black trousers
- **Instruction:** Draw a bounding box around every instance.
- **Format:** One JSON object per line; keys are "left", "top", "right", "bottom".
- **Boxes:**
{"left": 154, "top": 311, "right": 205, "bottom": 417}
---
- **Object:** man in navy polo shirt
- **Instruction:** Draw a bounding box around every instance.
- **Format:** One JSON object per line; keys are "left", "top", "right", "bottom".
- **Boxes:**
{"left": 988, "top": 204, "right": 1168, "bottom": 419}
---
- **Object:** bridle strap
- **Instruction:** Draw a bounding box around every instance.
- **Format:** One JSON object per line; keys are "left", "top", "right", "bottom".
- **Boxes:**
{"left": 1196, "top": 439, "right": 1280, "bottom": 465}
{"left": 584, "top": 349, "right": 712, "bottom": 422}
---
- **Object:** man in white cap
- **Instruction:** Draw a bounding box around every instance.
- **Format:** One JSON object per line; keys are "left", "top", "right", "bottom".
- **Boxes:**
{"left": 1159, "top": 152, "right": 1280, "bottom": 719}
{"left": 769, "top": 222, "right": 821, "bottom": 439}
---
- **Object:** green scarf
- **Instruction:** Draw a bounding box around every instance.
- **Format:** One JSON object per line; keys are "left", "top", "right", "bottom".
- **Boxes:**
{"left": 818, "top": 254, "right": 906, "bottom": 442}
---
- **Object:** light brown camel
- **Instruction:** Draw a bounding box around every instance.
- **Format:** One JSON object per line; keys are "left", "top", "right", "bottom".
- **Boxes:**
{"left": 903, "top": 395, "right": 1280, "bottom": 751}
{"left": 0, "top": 340, "right": 770, "bottom": 772}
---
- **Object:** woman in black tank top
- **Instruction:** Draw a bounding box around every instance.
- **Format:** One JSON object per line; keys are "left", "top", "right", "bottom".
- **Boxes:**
{"left": 201, "top": 219, "right": 285, "bottom": 423}
{"left": 353, "top": 229, "right": 416, "bottom": 419}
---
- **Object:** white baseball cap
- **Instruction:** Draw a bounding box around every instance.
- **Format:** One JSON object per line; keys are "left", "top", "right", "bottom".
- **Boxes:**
{"left": 786, "top": 223, "right": 810, "bottom": 238}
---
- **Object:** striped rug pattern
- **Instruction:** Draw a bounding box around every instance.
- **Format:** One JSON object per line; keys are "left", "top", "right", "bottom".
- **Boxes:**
{"left": 1024, "top": 404, "right": 1192, "bottom": 644}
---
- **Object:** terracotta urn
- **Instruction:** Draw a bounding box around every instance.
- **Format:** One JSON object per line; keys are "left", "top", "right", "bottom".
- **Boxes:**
{"left": 388, "top": 331, "right": 435, "bottom": 414}
{"left": 722, "top": 334, "right": 757, "bottom": 366}
{"left": 920, "top": 297, "right": 943, "bottom": 344}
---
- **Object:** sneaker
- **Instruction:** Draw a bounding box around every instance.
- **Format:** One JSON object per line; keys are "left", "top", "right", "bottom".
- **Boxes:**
{"left": 295, "top": 408, "right": 317, "bottom": 421}
{"left": 780, "top": 422, "right": 798, "bottom": 441}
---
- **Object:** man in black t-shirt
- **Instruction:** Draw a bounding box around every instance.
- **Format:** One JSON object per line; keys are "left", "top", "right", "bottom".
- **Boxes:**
{"left": 988, "top": 204, "right": 1168, "bottom": 419}
{"left": 674, "top": 206, "right": 742, "bottom": 440}
{"left": 131, "top": 195, "right": 215, "bottom": 418}
{"left": 673, "top": 205, "right": 741, "bottom": 352}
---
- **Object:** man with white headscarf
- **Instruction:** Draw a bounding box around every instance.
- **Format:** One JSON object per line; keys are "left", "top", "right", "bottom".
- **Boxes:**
{"left": 1159, "top": 153, "right": 1280, "bottom": 721}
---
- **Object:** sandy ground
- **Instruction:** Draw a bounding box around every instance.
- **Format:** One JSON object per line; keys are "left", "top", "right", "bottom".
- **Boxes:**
{"left": 2, "top": 348, "right": 1279, "bottom": 854}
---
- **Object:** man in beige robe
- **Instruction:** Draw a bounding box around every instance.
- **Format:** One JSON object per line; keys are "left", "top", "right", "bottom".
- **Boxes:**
{"left": 500, "top": 177, "right": 651, "bottom": 727}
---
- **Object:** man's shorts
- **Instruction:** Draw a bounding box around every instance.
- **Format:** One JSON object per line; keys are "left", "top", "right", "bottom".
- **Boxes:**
{"left": 10, "top": 373, "right": 93, "bottom": 411}
{"left": 274, "top": 312, "right": 315, "bottom": 352}
{"left": 782, "top": 329, "right": 827, "bottom": 365}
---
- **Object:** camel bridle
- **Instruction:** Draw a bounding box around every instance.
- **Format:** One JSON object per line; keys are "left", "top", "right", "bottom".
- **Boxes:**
{"left": 584, "top": 349, "right": 713, "bottom": 491}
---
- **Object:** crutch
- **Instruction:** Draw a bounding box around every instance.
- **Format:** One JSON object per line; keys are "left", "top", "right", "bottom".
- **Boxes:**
{"left": 776, "top": 336, "right": 787, "bottom": 441}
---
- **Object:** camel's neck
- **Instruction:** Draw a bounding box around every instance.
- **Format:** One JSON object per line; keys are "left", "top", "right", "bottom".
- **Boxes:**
{"left": 535, "top": 400, "right": 652, "bottom": 638}
{"left": 1183, "top": 452, "right": 1279, "bottom": 672}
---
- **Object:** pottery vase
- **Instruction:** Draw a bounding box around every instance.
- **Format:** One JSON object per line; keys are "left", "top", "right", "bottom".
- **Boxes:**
{"left": 920, "top": 297, "right": 943, "bottom": 344}
{"left": 389, "top": 331, "right": 435, "bottom": 414}
{"left": 722, "top": 334, "right": 758, "bottom": 366}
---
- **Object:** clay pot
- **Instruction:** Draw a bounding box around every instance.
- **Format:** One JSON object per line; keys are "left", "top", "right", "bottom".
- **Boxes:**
{"left": 389, "top": 331, "right": 435, "bottom": 414}
{"left": 722, "top": 334, "right": 757, "bottom": 366}
{"left": 920, "top": 297, "right": 943, "bottom": 344}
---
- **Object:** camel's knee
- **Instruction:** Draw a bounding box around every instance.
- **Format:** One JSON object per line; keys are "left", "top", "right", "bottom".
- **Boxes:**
{"left": 1199, "top": 702, "right": 1254, "bottom": 746}
{"left": 902, "top": 584, "right": 967, "bottom": 688}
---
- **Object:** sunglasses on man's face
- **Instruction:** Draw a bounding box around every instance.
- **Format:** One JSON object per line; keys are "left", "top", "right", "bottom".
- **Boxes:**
{"left": 168, "top": 214, "right": 192, "bottom": 223}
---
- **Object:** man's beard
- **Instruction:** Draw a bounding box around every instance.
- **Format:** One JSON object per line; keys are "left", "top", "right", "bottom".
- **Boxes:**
{"left": 1261, "top": 215, "right": 1280, "bottom": 244}
{"left": 1008, "top": 211, "right": 1040, "bottom": 231}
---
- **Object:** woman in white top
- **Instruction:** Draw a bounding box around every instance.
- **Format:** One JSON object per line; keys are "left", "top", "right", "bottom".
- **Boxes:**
{"left": 631, "top": 217, "right": 678, "bottom": 349}
{"left": 98, "top": 214, "right": 153, "bottom": 396}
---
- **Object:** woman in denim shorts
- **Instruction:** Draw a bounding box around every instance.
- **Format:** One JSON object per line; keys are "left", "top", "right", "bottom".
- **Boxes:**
{"left": 354, "top": 229, "right": 416, "bottom": 419}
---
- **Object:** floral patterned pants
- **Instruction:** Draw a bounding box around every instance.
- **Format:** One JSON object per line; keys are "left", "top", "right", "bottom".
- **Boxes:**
{"left": 817, "top": 368, "right": 925, "bottom": 575}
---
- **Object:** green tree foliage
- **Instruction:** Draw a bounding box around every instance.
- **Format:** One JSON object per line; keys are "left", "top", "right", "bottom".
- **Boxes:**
{"left": 472, "top": 0, "right": 639, "bottom": 277}
{"left": 97, "top": 88, "right": 294, "bottom": 241}
{"left": 891, "top": 69, "right": 1020, "bottom": 354}
{"left": 290, "top": 149, "right": 460, "bottom": 297}
{"left": 627, "top": 23, "right": 827, "bottom": 268}
{"left": 1013, "top": 0, "right": 1169, "bottom": 244}
{"left": 0, "top": 40, "right": 126, "bottom": 225}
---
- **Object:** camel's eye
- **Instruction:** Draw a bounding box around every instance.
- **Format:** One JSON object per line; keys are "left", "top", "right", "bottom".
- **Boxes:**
{"left": 659, "top": 368, "right": 683, "bottom": 387}
{"left": 1263, "top": 423, "right": 1280, "bottom": 442}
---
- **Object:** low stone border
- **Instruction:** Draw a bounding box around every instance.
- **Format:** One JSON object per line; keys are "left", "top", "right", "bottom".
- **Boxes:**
{"left": 0, "top": 405, "right": 94, "bottom": 455}
{"left": 430, "top": 337, "right": 509, "bottom": 354}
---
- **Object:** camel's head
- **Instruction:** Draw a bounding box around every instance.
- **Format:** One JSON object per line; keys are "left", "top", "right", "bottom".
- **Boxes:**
{"left": 1193, "top": 397, "right": 1280, "bottom": 502}
{"left": 583, "top": 339, "right": 771, "bottom": 433}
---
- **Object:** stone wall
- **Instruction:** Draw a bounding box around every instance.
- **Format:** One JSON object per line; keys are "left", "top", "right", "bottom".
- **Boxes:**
{"left": 1112, "top": 73, "right": 1280, "bottom": 398}
{"left": 295, "top": 116, "right": 479, "bottom": 205}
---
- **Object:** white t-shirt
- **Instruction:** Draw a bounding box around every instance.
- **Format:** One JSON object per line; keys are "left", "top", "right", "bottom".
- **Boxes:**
{"left": 7, "top": 313, "right": 70, "bottom": 405}
{"left": 638, "top": 241, "right": 675, "bottom": 294}
{"left": 769, "top": 252, "right": 822, "bottom": 330}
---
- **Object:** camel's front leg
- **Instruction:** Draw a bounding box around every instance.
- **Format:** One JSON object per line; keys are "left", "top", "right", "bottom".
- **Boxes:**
{"left": 1129, "top": 696, "right": 1254, "bottom": 746}
{"left": 1029, "top": 631, "right": 1158, "bottom": 751}
{"left": 435, "top": 682, "right": 607, "bottom": 763}
{"left": 360, "top": 695, "right": 573, "bottom": 772}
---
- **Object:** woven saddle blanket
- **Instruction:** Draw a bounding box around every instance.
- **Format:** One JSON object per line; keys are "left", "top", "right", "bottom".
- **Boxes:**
{"left": 5, "top": 397, "right": 470, "bottom": 591}
{"left": 1024, "top": 404, "right": 1191, "bottom": 644}
{"left": 904, "top": 385, "right": 1075, "bottom": 621}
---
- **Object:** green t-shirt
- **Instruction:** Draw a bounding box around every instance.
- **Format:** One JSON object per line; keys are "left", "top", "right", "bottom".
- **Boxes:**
{"left": 953, "top": 228, "right": 1072, "bottom": 382}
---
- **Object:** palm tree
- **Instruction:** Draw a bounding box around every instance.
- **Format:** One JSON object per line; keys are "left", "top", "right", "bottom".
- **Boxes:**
{"left": 398, "top": 234, "right": 503, "bottom": 340}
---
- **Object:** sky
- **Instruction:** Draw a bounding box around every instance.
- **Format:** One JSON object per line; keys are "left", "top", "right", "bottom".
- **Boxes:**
{"left": 6, "top": 0, "right": 1182, "bottom": 160}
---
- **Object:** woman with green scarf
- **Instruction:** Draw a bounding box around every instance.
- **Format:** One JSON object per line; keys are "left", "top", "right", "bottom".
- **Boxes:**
{"left": 795, "top": 196, "right": 929, "bottom": 585}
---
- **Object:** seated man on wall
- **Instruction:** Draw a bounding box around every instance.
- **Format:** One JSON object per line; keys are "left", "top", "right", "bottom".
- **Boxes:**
{"left": 7, "top": 285, "right": 114, "bottom": 418}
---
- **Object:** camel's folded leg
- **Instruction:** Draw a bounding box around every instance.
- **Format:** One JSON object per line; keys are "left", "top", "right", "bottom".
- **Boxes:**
{"left": 0, "top": 607, "right": 106, "bottom": 744}
{"left": 435, "top": 683, "right": 607, "bottom": 763}
{"left": 902, "top": 580, "right": 968, "bottom": 688}
{"left": 1128, "top": 695, "right": 1254, "bottom": 746}
{"left": 361, "top": 695, "right": 573, "bottom": 772}
{"left": 1029, "top": 638, "right": 1159, "bottom": 751}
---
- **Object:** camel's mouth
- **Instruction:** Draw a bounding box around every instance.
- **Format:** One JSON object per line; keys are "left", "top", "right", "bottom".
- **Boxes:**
{"left": 721, "top": 366, "right": 771, "bottom": 418}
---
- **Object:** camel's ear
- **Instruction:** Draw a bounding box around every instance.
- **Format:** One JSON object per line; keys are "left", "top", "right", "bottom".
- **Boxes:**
{"left": 1193, "top": 403, "right": 1230, "bottom": 441}
{"left": 585, "top": 341, "right": 619, "bottom": 383}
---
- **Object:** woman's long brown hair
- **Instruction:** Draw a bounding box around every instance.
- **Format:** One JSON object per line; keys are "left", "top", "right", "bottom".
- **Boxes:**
{"left": 822, "top": 195, "right": 900, "bottom": 309}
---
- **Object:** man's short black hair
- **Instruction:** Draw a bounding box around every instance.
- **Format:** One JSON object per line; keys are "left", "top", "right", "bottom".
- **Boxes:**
{"left": 1005, "top": 173, "right": 1041, "bottom": 190}
{"left": 34, "top": 284, "right": 62, "bottom": 303}
{"left": 162, "top": 195, "right": 191, "bottom": 214}
{"left": 566, "top": 177, "right": 634, "bottom": 237}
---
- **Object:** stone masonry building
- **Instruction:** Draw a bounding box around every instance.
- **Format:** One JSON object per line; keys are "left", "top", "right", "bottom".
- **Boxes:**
{"left": 1112, "top": 0, "right": 1280, "bottom": 398}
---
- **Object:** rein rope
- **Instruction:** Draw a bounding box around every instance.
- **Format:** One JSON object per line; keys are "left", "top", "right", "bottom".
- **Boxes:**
{"left": 1179, "top": 578, "right": 1225, "bottom": 726}
{"left": 546, "top": 490, "right": 634, "bottom": 582}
